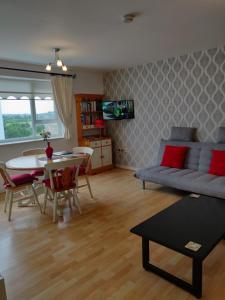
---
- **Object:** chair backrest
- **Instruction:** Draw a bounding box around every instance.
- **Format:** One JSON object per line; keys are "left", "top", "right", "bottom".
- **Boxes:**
{"left": 45, "top": 157, "right": 83, "bottom": 190}
{"left": 22, "top": 148, "right": 45, "bottom": 156}
{"left": 72, "top": 147, "right": 94, "bottom": 173}
{"left": 0, "top": 161, "right": 15, "bottom": 187}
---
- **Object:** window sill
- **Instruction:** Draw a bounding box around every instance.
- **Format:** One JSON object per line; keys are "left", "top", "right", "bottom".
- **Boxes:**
{"left": 0, "top": 137, "right": 64, "bottom": 146}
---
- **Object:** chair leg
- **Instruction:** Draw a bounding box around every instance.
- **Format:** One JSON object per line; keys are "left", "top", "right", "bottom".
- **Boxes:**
{"left": 53, "top": 193, "right": 58, "bottom": 222}
{"left": 4, "top": 190, "right": 9, "bottom": 212}
{"left": 76, "top": 178, "right": 79, "bottom": 193}
{"left": 85, "top": 175, "right": 94, "bottom": 199}
{"left": 73, "top": 189, "right": 82, "bottom": 214}
{"left": 68, "top": 192, "right": 72, "bottom": 209}
{"left": 8, "top": 191, "right": 13, "bottom": 221}
{"left": 72, "top": 190, "right": 76, "bottom": 206}
{"left": 43, "top": 188, "right": 48, "bottom": 214}
{"left": 31, "top": 185, "right": 42, "bottom": 213}
{"left": 28, "top": 186, "right": 35, "bottom": 204}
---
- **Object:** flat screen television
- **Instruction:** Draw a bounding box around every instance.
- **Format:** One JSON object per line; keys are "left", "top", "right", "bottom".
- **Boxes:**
{"left": 102, "top": 100, "right": 134, "bottom": 120}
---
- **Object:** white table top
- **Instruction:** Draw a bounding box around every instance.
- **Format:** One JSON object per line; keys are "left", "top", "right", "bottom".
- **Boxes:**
{"left": 6, "top": 154, "right": 83, "bottom": 171}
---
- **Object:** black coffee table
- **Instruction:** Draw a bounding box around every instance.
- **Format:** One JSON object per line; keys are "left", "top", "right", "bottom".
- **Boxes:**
{"left": 130, "top": 195, "right": 225, "bottom": 298}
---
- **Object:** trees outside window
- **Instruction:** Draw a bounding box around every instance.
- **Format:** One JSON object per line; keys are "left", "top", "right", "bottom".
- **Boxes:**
{"left": 0, "top": 99, "right": 63, "bottom": 143}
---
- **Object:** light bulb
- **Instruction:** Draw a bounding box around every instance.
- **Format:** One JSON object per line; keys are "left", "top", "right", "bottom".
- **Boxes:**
{"left": 62, "top": 65, "right": 68, "bottom": 72}
{"left": 57, "top": 59, "right": 63, "bottom": 67}
{"left": 46, "top": 63, "right": 52, "bottom": 71}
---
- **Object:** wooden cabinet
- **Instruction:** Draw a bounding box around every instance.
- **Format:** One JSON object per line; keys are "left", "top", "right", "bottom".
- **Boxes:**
{"left": 75, "top": 93, "right": 113, "bottom": 174}
{"left": 89, "top": 138, "right": 112, "bottom": 174}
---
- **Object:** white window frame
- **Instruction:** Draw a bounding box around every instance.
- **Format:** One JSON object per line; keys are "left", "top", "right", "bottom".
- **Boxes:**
{"left": 0, "top": 97, "right": 64, "bottom": 144}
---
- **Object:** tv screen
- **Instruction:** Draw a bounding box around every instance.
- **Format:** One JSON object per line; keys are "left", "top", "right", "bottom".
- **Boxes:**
{"left": 102, "top": 100, "right": 134, "bottom": 120}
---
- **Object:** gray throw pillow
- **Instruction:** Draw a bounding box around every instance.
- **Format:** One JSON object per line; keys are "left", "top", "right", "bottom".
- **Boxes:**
{"left": 217, "top": 127, "right": 225, "bottom": 143}
{"left": 169, "top": 127, "right": 196, "bottom": 142}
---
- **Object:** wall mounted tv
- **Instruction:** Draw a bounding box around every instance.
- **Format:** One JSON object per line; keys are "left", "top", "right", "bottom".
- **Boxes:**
{"left": 102, "top": 100, "right": 134, "bottom": 120}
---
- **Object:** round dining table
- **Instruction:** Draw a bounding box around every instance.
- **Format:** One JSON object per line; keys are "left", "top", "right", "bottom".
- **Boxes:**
{"left": 6, "top": 154, "right": 47, "bottom": 171}
{"left": 6, "top": 154, "right": 83, "bottom": 171}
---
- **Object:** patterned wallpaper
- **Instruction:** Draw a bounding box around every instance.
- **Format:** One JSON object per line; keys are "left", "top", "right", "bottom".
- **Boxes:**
{"left": 103, "top": 46, "right": 225, "bottom": 168}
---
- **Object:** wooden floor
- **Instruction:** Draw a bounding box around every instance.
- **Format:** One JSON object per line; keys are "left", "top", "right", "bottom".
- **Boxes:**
{"left": 0, "top": 168, "right": 225, "bottom": 300}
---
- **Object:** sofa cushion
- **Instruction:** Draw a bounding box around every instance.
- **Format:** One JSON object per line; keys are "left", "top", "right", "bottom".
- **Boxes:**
{"left": 179, "top": 172, "right": 225, "bottom": 199}
{"left": 135, "top": 166, "right": 225, "bottom": 199}
{"left": 135, "top": 166, "right": 196, "bottom": 185}
{"left": 169, "top": 127, "right": 196, "bottom": 141}
{"left": 157, "top": 140, "right": 201, "bottom": 170}
{"left": 209, "top": 150, "right": 225, "bottom": 176}
{"left": 160, "top": 145, "right": 189, "bottom": 169}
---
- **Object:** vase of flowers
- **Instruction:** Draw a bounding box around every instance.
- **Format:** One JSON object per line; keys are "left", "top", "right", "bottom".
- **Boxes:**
{"left": 40, "top": 130, "right": 53, "bottom": 159}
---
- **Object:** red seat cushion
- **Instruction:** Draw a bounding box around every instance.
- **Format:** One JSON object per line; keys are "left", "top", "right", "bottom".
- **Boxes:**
{"left": 208, "top": 150, "right": 225, "bottom": 176}
{"left": 30, "top": 169, "right": 44, "bottom": 177}
{"left": 43, "top": 168, "right": 76, "bottom": 191}
{"left": 43, "top": 178, "right": 76, "bottom": 191}
{"left": 4, "top": 173, "right": 35, "bottom": 188}
{"left": 160, "top": 145, "right": 189, "bottom": 169}
{"left": 58, "top": 165, "right": 86, "bottom": 176}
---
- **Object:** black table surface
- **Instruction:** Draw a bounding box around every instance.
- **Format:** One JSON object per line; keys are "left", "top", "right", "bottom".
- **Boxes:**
{"left": 131, "top": 195, "right": 225, "bottom": 260}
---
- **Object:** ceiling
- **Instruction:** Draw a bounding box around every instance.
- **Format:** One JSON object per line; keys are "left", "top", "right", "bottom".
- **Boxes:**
{"left": 0, "top": 0, "right": 225, "bottom": 71}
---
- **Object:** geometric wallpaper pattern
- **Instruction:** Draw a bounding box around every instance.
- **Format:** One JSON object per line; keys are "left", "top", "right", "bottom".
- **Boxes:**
{"left": 103, "top": 46, "right": 225, "bottom": 168}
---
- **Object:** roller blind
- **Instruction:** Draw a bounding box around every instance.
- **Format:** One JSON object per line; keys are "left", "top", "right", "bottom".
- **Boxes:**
{"left": 0, "top": 77, "right": 53, "bottom": 100}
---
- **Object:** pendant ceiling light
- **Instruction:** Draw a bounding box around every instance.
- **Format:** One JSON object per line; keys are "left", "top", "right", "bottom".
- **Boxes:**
{"left": 45, "top": 48, "right": 68, "bottom": 72}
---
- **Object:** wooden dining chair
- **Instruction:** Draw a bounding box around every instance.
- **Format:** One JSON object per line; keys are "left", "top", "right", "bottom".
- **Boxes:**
{"left": 43, "top": 157, "right": 83, "bottom": 222}
{"left": 0, "top": 161, "right": 42, "bottom": 221}
{"left": 72, "top": 147, "right": 94, "bottom": 199}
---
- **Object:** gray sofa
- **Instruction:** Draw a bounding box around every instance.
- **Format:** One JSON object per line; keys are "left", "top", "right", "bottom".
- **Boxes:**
{"left": 135, "top": 140, "right": 225, "bottom": 199}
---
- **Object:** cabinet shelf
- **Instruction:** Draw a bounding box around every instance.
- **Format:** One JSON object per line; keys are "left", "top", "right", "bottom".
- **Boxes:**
{"left": 81, "top": 111, "right": 102, "bottom": 114}
{"left": 82, "top": 126, "right": 104, "bottom": 131}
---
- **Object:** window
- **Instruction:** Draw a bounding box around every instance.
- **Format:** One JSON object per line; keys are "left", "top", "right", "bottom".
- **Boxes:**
{"left": 0, "top": 77, "right": 63, "bottom": 143}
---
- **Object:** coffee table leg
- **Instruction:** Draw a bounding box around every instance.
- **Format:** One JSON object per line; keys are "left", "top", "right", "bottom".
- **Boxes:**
{"left": 192, "top": 259, "right": 202, "bottom": 298}
{"left": 142, "top": 237, "right": 149, "bottom": 269}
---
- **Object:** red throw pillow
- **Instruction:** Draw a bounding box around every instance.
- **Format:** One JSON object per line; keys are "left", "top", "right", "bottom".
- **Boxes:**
{"left": 208, "top": 150, "right": 225, "bottom": 176}
{"left": 160, "top": 145, "right": 189, "bottom": 169}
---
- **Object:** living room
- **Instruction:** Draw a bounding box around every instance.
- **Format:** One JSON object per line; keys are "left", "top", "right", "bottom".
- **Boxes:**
{"left": 0, "top": 1, "right": 225, "bottom": 299}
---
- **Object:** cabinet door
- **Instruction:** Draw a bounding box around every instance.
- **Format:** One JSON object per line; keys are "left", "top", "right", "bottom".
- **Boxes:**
{"left": 91, "top": 147, "right": 102, "bottom": 169}
{"left": 101, "top": 145, "right": 112, "bottom": 166}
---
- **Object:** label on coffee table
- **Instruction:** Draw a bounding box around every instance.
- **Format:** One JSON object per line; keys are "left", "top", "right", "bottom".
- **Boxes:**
{"left": 185, "top": 241, "right": 202, "bottom": 251}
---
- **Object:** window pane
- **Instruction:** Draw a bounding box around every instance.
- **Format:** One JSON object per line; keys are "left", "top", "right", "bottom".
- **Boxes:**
{"left": 36, "top": 122, "right": 61, "bottom": 137}
{"left": 0, "top": 100, "right": 32, "bottom": 139}
{"left": 35, "top": 100, "right": 56, "bottom": 120}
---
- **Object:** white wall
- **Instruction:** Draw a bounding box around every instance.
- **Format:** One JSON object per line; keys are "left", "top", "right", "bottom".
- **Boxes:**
{"left": 74, "top": 69, "right": 104, "bottom": 94}
{"left": 0, "top": 60, "right": 104, "bottom": 190}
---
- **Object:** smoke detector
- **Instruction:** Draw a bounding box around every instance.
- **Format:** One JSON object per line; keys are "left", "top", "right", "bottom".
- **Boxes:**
{"left": 122, "top": 13, "right": 136, "bottom": 23}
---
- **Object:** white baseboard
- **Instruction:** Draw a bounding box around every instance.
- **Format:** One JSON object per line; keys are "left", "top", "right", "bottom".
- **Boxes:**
{"left": 115, "top": 164, "right": 137, "bottom": 171}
